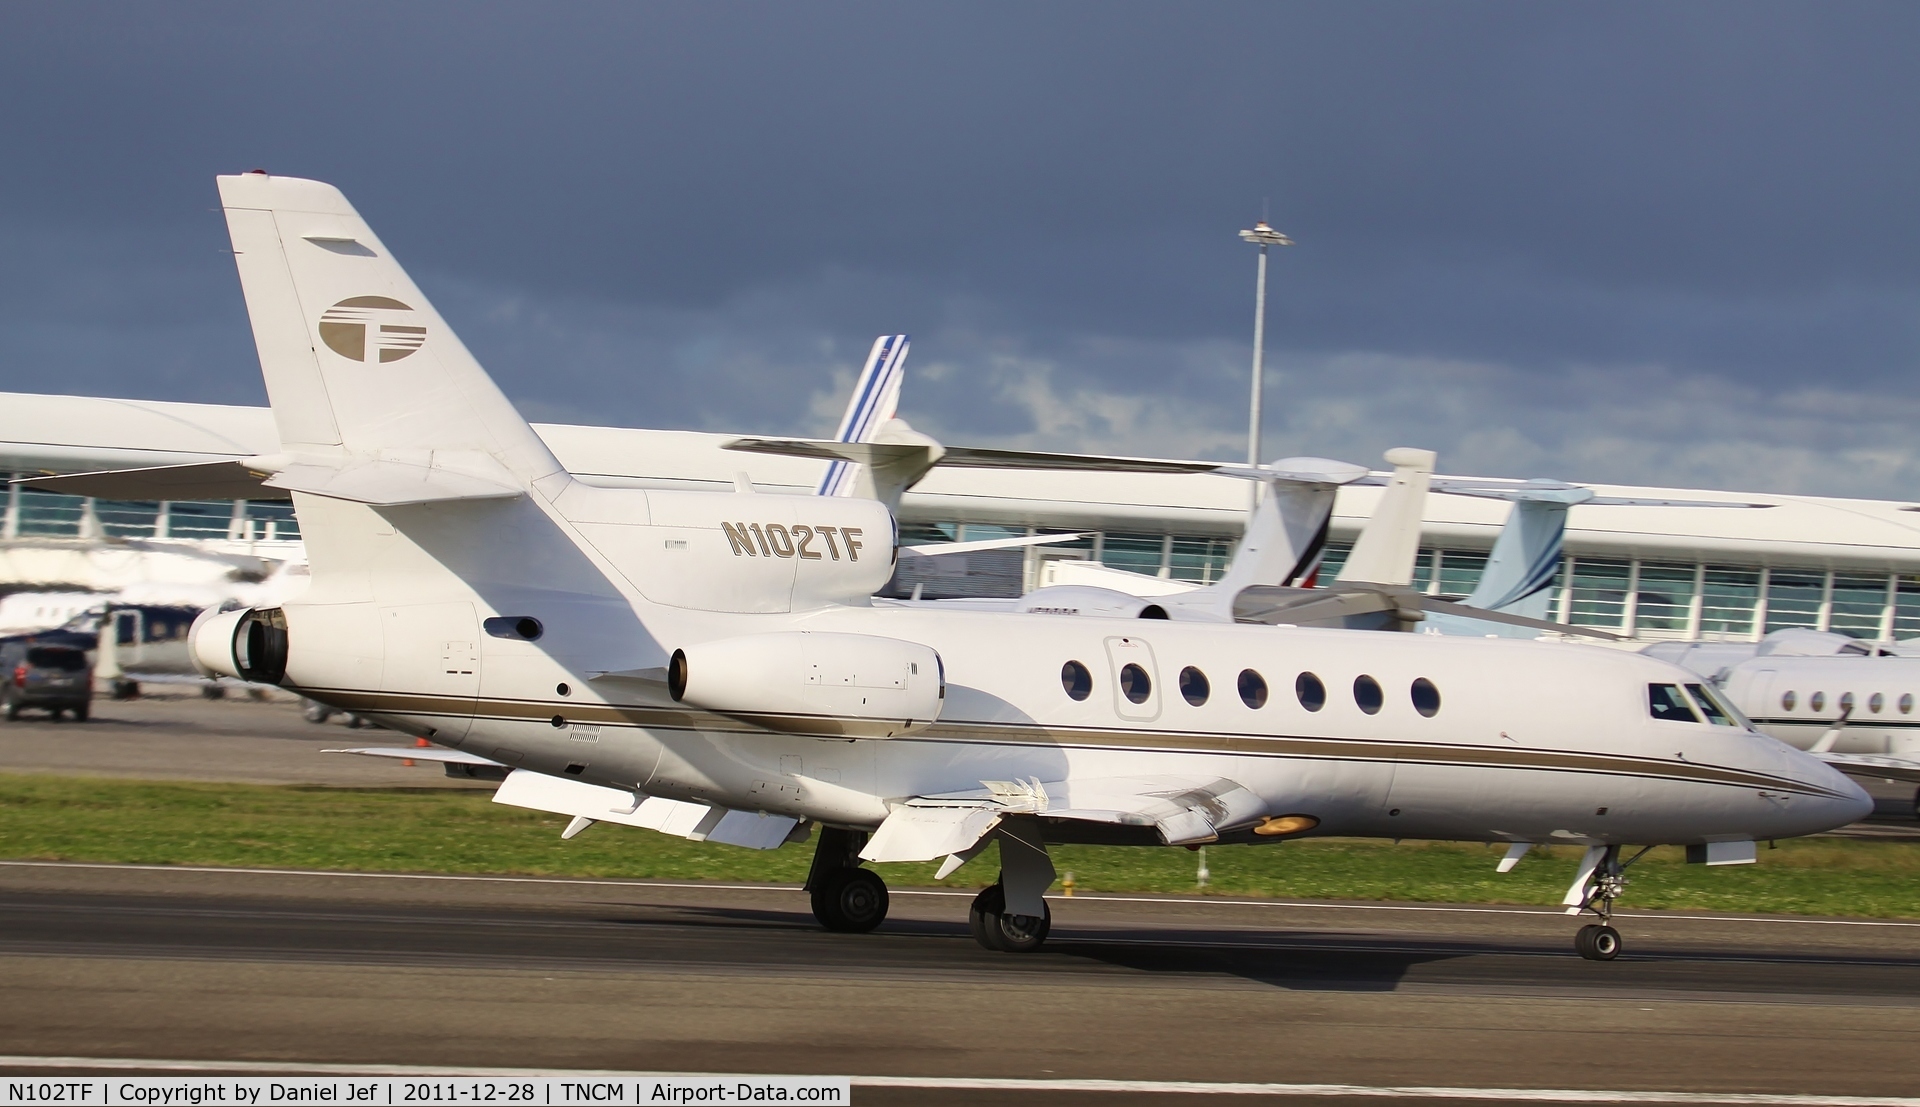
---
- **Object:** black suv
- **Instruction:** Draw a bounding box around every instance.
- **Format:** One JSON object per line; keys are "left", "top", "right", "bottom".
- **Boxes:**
{"left": 0, "top": 639, "right": 93, "bottom": 721}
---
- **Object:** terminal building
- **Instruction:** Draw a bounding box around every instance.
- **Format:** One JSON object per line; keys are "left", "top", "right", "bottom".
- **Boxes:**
{"left": 7, "top": 390, "right": 1920, "bottom": 645}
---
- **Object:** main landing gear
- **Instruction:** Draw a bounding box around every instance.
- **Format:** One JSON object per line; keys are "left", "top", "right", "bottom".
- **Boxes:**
{"left": 1564, "top": 844, "right": 1652, "bottom": 961}
{"left": 805, "top": 827, "right": 890, "bottom": 933}
{"left": 969, "top": 881, "right": 1051, "bottom": 952}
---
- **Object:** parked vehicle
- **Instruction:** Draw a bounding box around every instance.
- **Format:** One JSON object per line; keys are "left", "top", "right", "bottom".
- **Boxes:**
{"left": 1, "top": 638, "right": 94, "bottom": 721}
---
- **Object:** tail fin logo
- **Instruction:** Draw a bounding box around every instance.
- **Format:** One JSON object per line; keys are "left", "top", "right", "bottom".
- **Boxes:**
{"left": 318, "top": 296, "right": 427, "bottom": 363}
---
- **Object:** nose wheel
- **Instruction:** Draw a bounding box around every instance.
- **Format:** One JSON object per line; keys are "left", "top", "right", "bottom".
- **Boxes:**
{"left": 1564, "top": 844, "right": 1652, "bottom": 961}
{"left": 1574, "top": 923, "right": 1621, "bottom": 961}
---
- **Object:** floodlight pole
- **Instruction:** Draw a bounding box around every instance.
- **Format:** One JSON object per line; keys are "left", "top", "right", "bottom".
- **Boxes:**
{"left": 1238, "top": 220, "right": 1294, "bottom": 509}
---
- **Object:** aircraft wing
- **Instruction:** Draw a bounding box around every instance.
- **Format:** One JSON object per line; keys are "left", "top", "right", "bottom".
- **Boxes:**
{"left": 1814, "top": 751, "right": 1920, "bottom": 786}
{"left": 1232, "top": 583, "right": 1624, "bottom": 640}
{"left": 860, "top": 774, "right": 1267, "bottom": 863}
{"left": 491, "top": 768, "right": 800, "bottom": 850}
{"left": 724, "top": 437, "right": 1224, "bottom": 475}
{"left": 900, "top": 532, "right": 1092, "bottom": 556}
{"left": 326, "top": 745, "right": 502, "bottom": 765}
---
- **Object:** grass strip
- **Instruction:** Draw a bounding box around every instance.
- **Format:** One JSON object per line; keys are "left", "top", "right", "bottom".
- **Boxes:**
{"left": 2, "top": 772, "right": 1916, "bottom": 917}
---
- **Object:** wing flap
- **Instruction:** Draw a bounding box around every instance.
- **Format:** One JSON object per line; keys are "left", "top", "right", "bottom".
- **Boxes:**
{"left": 491, "top": 769, "right": 798, "bottom": 849}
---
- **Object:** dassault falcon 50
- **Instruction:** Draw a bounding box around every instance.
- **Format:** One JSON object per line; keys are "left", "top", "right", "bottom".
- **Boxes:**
{"left": 33, "top": 173, "right": 1869, "bottom": 962}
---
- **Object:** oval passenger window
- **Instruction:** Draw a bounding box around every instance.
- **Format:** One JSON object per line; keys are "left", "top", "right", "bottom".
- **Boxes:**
{"left": 1178, "top": 666, "right": 1210, "bottom": 706}
{"left": 1119, "top": 663, "right": 1152, "bottom": 704}
{"left": 1410, "top": 677, "right": 1441, "bottom": 718}
{"left": 1295, "top": 671, "right": 1326, "bottom": 712}
{"left": 1238, "top": 669, "right": 1268, "bottom": 709}
{"left": 1061, "top": 660, "right": 1092, "bottom": 701}
{"left": 1781, "top": 690, "right": 1796, "bottom": 711}
{"left": 1811, "top": 691, "right": 1827, "bottom": 712}
{"left": 1904, "top": 693, "right": 1915, "bottom": 715}
{"left": 1354, "top": 675, "right": 1384, "bottom": 715}
{"left": 1840, "top": 691, "right": 1856, "bottom": 713}
{"left": 1870, "top": 692, "right": 1885, "bottom": 713}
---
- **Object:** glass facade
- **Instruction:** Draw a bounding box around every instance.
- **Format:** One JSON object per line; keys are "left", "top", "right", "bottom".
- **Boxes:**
{"left": 1, "top": 474, "right": 301, "bottom": 543}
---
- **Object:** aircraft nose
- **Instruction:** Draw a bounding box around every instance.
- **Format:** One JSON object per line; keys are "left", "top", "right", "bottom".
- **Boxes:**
{"left": 1781, "top": 746, "right": 1873, "bottom": 833}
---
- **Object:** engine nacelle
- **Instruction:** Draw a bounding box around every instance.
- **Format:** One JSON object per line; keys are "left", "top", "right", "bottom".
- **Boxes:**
{"left": 668, "top": 631, "right": 943, "bottom": 737}
{"left": 190, "top": 606, "right": 289, "bottom": 684}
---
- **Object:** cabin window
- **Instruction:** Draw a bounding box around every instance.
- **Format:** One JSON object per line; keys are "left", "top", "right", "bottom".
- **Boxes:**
{"left": 1870, "top": 692, "right": 1885, "bottom": 714}
{"left": 1238, "top": 669, "right": 1269, "bottom": 709}
{"left": 1839, "top": 691, "right": 1856, "bottom": 714}
{"left": 1649, "top": 683, "right": 1701, "bottom": 723}
{"left": 1294, "top": 671, "right": 1326, "bottom": 712}
{"left": 1685, "top": 683, "right": 1735, "bottom": 726}
{"left": 1178, "top": 666, "right": 1210, "bottom": 706}
{"left": 1410, "top": 677, "right": 1441, "bottom": 718}
{"left": 1903, "top": 693, "right": 1915, "bottom": 715}
{"left": 1061, "top": 660, "right": 1092, "bottom": 701}
{"left": 1119, "top": 663, "right": 1152, "bottom": 704}
{"left": 1353, "top": 675, "right": 1384, "bottom": 715}
{"left": 1780, "top": 690, "right": 1796, "bottom": 711}
{"left": 1810, "top": 691, "right": 1827, "bottom": 712}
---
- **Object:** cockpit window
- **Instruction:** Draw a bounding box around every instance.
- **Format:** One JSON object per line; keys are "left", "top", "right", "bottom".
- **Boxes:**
{"left": 1684, "top": 683, "right": 1737, "bottom": 726}
{"left": 1648, "top": 683, "right": 1701, "bottom": 724}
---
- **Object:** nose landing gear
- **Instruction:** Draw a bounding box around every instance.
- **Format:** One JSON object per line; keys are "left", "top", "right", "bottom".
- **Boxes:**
{"left": 1563, "top": 843, "right": 1653, "bottom": 961}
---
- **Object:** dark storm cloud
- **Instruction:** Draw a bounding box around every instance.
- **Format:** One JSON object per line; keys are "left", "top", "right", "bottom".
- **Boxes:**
{"left": 2, "top": 2, "right": 1917, "bottom": 494}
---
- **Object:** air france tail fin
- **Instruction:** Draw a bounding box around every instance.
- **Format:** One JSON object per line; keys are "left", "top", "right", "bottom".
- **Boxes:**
{"left": 818, "top": 335, "right": 910, "bottom": 496}
{"left": 217, "top": 173, "right": 561, "bottom": 489}
{"left": 1335, "top": 448, "right": 1436, "bottom": 586}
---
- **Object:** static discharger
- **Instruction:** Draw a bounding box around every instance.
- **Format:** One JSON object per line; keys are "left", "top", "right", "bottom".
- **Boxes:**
{"left": 1253, "top": 814, "right": 1320, "bottom": 837}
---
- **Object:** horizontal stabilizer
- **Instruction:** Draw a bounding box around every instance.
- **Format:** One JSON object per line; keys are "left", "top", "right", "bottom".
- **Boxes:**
{"left": 265, "top": 455, "right": 521, "bottom": 506}
{"left": 13, "top": 460, "right": 283, "bottom": 501}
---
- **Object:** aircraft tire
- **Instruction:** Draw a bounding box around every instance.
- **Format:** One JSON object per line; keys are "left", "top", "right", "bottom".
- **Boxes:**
{"left": 811, "top": 868, "right": 888, "bottom": 933}
{"left": 969, "top": 884, "right": 1051, "bottom": 953}
{"left": 1575, "top": 924, "right": 1621, "bottom": 961}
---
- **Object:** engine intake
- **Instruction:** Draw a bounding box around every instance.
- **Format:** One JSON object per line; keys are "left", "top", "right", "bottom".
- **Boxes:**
{"left": 668, "top": 631, "right": 943, "bottom": 738}
{"left": 190, "top": 606, "right": 289, "bottom": 684}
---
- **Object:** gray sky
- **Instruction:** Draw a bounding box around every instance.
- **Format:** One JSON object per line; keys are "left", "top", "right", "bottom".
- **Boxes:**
{"left": 3, "top": 2, "right": 1918, "bottom": 497}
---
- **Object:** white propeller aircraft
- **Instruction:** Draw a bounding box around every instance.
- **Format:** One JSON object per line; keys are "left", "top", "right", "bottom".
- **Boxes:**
{"left": 48, "top": 172, "right": 1873, "bottom": 962}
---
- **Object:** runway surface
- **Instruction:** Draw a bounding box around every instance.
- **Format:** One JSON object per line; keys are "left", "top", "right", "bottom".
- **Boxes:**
{"left": 3, "top": 861, "right": 1919, "bottom": 1103}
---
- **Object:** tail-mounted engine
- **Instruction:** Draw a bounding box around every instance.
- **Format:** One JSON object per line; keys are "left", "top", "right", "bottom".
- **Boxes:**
{"left": 668, "top": 631, "right": 943, "bottom": 738}
{"left": 190, "top": 606, "right": 290, "bottom": 684}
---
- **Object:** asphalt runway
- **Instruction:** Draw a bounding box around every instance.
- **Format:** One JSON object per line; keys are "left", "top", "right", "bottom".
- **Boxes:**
{"left": 3, "top": 862, "right": 1920, "bottom": 1104}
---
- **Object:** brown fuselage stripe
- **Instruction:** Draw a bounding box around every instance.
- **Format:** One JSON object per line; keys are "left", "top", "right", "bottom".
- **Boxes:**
{"left": 303, "top": 687, "right": 1848, "bottom": 799}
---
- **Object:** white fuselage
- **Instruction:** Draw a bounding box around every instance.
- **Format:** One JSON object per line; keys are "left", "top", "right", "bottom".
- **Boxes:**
{"left": 281, "top": 483, "right": 1866, "bottom": 850}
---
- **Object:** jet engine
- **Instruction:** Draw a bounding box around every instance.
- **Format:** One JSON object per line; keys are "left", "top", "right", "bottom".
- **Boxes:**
{"left": 190, "top": 606, "right": 289, "bottom": 684}
{"left": 668, "top": 631, "right": 943, "bottom": 737}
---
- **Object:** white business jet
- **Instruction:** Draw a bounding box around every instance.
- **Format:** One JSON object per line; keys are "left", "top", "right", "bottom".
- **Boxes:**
{"left": 38, "top": 173, "right": 1870, "bottom": 962}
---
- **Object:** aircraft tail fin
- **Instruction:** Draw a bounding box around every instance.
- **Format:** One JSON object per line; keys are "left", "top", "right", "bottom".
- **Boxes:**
{"left": 818, "top": 335, "right": 910, "bottom": 496}
{"left": 1463, "top": 495, "right": 1576, "bottom": 617}
{"left": 1335, "top": 448, "right": 1436, "bottom": 587}
{"left": 1212, "top": 458, "right": 1370, "bottom": 594}
{"left": 216, "top": 173, "right": 561, "bottom": 487}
